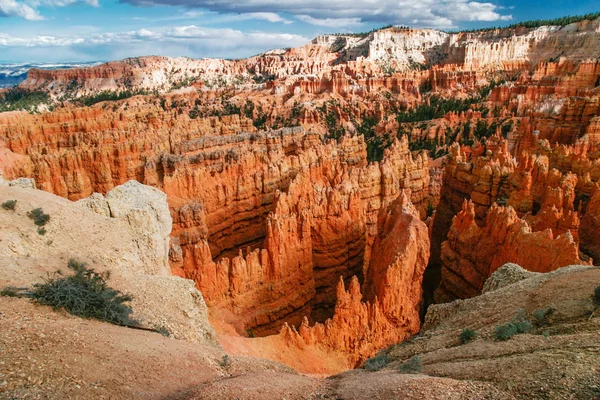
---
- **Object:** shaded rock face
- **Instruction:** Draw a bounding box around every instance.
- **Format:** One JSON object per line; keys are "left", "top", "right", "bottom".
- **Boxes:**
{"left": 580, "top": 186, "right": 600, "bottom": 261}
{"left": 173, "top": 135, "right": 430, "bottom": 337}
{"left": 280, "top": 192, "right": 430, "bottom": 367}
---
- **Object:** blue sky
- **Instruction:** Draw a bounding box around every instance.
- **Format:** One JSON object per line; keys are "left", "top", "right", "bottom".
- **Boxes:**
{"left": 0, "top": 0, "right": 598, "bottom": 62}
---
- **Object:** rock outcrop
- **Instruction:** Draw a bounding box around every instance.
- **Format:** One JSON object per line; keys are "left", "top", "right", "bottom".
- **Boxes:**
{"left": 436, "top": 200, "right": 588, "bottom": 301}
{"left": 78, "top": 180, "right": 173, "bottom": 276}
{"left": 0, "top": 181, "right": 216, "bottom": 344}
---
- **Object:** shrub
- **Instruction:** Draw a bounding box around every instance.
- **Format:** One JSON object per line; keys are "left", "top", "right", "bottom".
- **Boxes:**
{"left": 219, "top": 355, "right": 231, "bottom": 368}
{"left": 459, "top": 328, "right": 476, "bottom": 344}
{"left": 426, "top": 202, "right": 435, "bottom": 218}
{"left": 27, "top": 208, "right": 50, "bottom": 227}
{"left": 0, "top": 287, "right": 20, "bottom": 297}
{"left": 37, "top": 227, "right": 47, "bottom": 235}
{"left": 29, "top": 259, "right": 136, "bottom": 326}
{"left": 398, "top": 355, "right": 423, "bottom": 374}
{"left": 533, "top": 307, "right": 554, "bottom": 327}
{"left": 494, "top": 322, "right": 518, "bottom": 341}
{"left": 2, "top": 200, "right": 17, "bottom": 211}
{"left": 495, "top": 309, "right": 534, "bottom": 341}
{"left": 514, "top": 319, "right": 533, "bottom": 334}
{"left": 594, "top": 285, "right": 600, "bottom": 307}
{"left": 364, "top": 350, "right": 389, "bottom": 371}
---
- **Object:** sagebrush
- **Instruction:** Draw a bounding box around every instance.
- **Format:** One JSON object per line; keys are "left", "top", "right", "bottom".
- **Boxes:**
{"left": 27, "top": 208, "right": 50, "bottom": 226}
{"left": 2, "top": 200, "right": 17, "bottom": 211}
{"left": 398, "top": 355, "right": 422, "bottom": 374}
{"left": 29, "top": 259, "right": 136, "bottom": 326}
{"left": 494, "top": 309, "right": 533, "bottom": 341}
{"left": 364, "top": 350, "right": 389, "bottom": 371}
{"left": 459, "top": 328, "right": 476, "bottom": 344}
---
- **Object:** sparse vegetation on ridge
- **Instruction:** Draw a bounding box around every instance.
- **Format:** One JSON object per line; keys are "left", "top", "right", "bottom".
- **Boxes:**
{"left": 398, "top": 355, "right": 423, "bottom": 374}
{"left": 0, "top": 87, "right": 51, "bottom": 113}
{"left": 27, "top": 207, "right": 50, "bottom": 227}
{"left": 363, "top": 350, "right": 389, "bottom": 371}
{"left": 449, "top": 12, "right": 600, "bottom": 34}
{"left": 29, "top": 259, "right": 137, "bottom": 327}
{"left": 459, "top": 328, "right": 476, "bottom": 344}
{"left": 2, "top": 200, "right": 17, "bottom": 210}
{"left": 77, "top": 89, "right": 149, "bottom": 106}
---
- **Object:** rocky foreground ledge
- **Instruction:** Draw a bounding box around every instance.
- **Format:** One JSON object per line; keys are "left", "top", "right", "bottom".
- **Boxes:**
{"left": 1, "top": 179, "right": 598, "bottom": 399}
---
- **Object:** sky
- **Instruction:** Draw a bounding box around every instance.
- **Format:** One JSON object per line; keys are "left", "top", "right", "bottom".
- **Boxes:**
{"left": 0, "top": 0, "right": 598, "bottom": 62}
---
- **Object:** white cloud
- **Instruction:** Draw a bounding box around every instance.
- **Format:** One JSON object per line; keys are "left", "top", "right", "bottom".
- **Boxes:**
{"left": 0, "top": 0, "right": 97, "bottom": 21}
{"left": 0, "top": 25, "right": 309, "bottom": 60}
{"left": 0, "top": 0, "right": 43, "bottom": 20}
{"left": 245, "top": 12, "right": 292, "bottom": 24}
{"left": 296, "top": 15, "right": 362, "bottom": 28}
{"left": 120, "top": 0, "right": 512, "bottom": 28}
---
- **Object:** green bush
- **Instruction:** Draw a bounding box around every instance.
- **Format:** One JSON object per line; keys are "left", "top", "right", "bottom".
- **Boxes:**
{"left": 364, "top": 350, "right": 389, "bottom": 371}
{"left": 533, "top": 307, "right": 553, "bottom": 327}
{"left": 219, "top": 355, "right": 231, "bottom": 368}
{"left": 398, "top": 355, "right": 423, "bottom": 374}
{"left": 0, "top": 287, "right": 20, "bottom": 297}
{"left": 494, "top": 322, "right": 518, "bottom": 341}
{"left": 27, "top": 208, "right": 50, "bottom": 226}
{"left": 459, "top": 328, "right": 476, "bottom": 344}
{"left": 2, "top": 200, "right": 17, "bottom": 211}
{"left": 29, "top": 259, "right": 136, "bottom": 326}
{"left": 495, "top": 311, "right": 533, "bottom": 341}
{"left": 514, "top": 319, "right": 533, "bottom": 334}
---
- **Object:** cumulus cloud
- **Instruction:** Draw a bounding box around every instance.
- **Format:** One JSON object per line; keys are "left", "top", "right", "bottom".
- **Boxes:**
{"left": 0, "top": 0, "right": 44, "bottom": 20}
{"left": 119, "top": 0, "right": 512, "bottom": 28}
{"left": 0, "top": 0, "right": 98, "bottom": 20}
{"left": 0, "top": 26, "right": 309, "bottom": 60}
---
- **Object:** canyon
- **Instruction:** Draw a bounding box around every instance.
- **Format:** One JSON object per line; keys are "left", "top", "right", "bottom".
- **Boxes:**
{"left": 1, "top": 15, "right": 600, "bottom": 394}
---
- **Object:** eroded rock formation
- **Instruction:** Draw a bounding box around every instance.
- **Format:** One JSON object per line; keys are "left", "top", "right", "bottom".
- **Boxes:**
{"left": 436, "top": 200, "right": 587, "bottom": 301}
{"left": 280, "top": 192, "right": 429, "bottom": 366}
{"left": 2, "top": 16, "right": 600, "bottom": 373}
